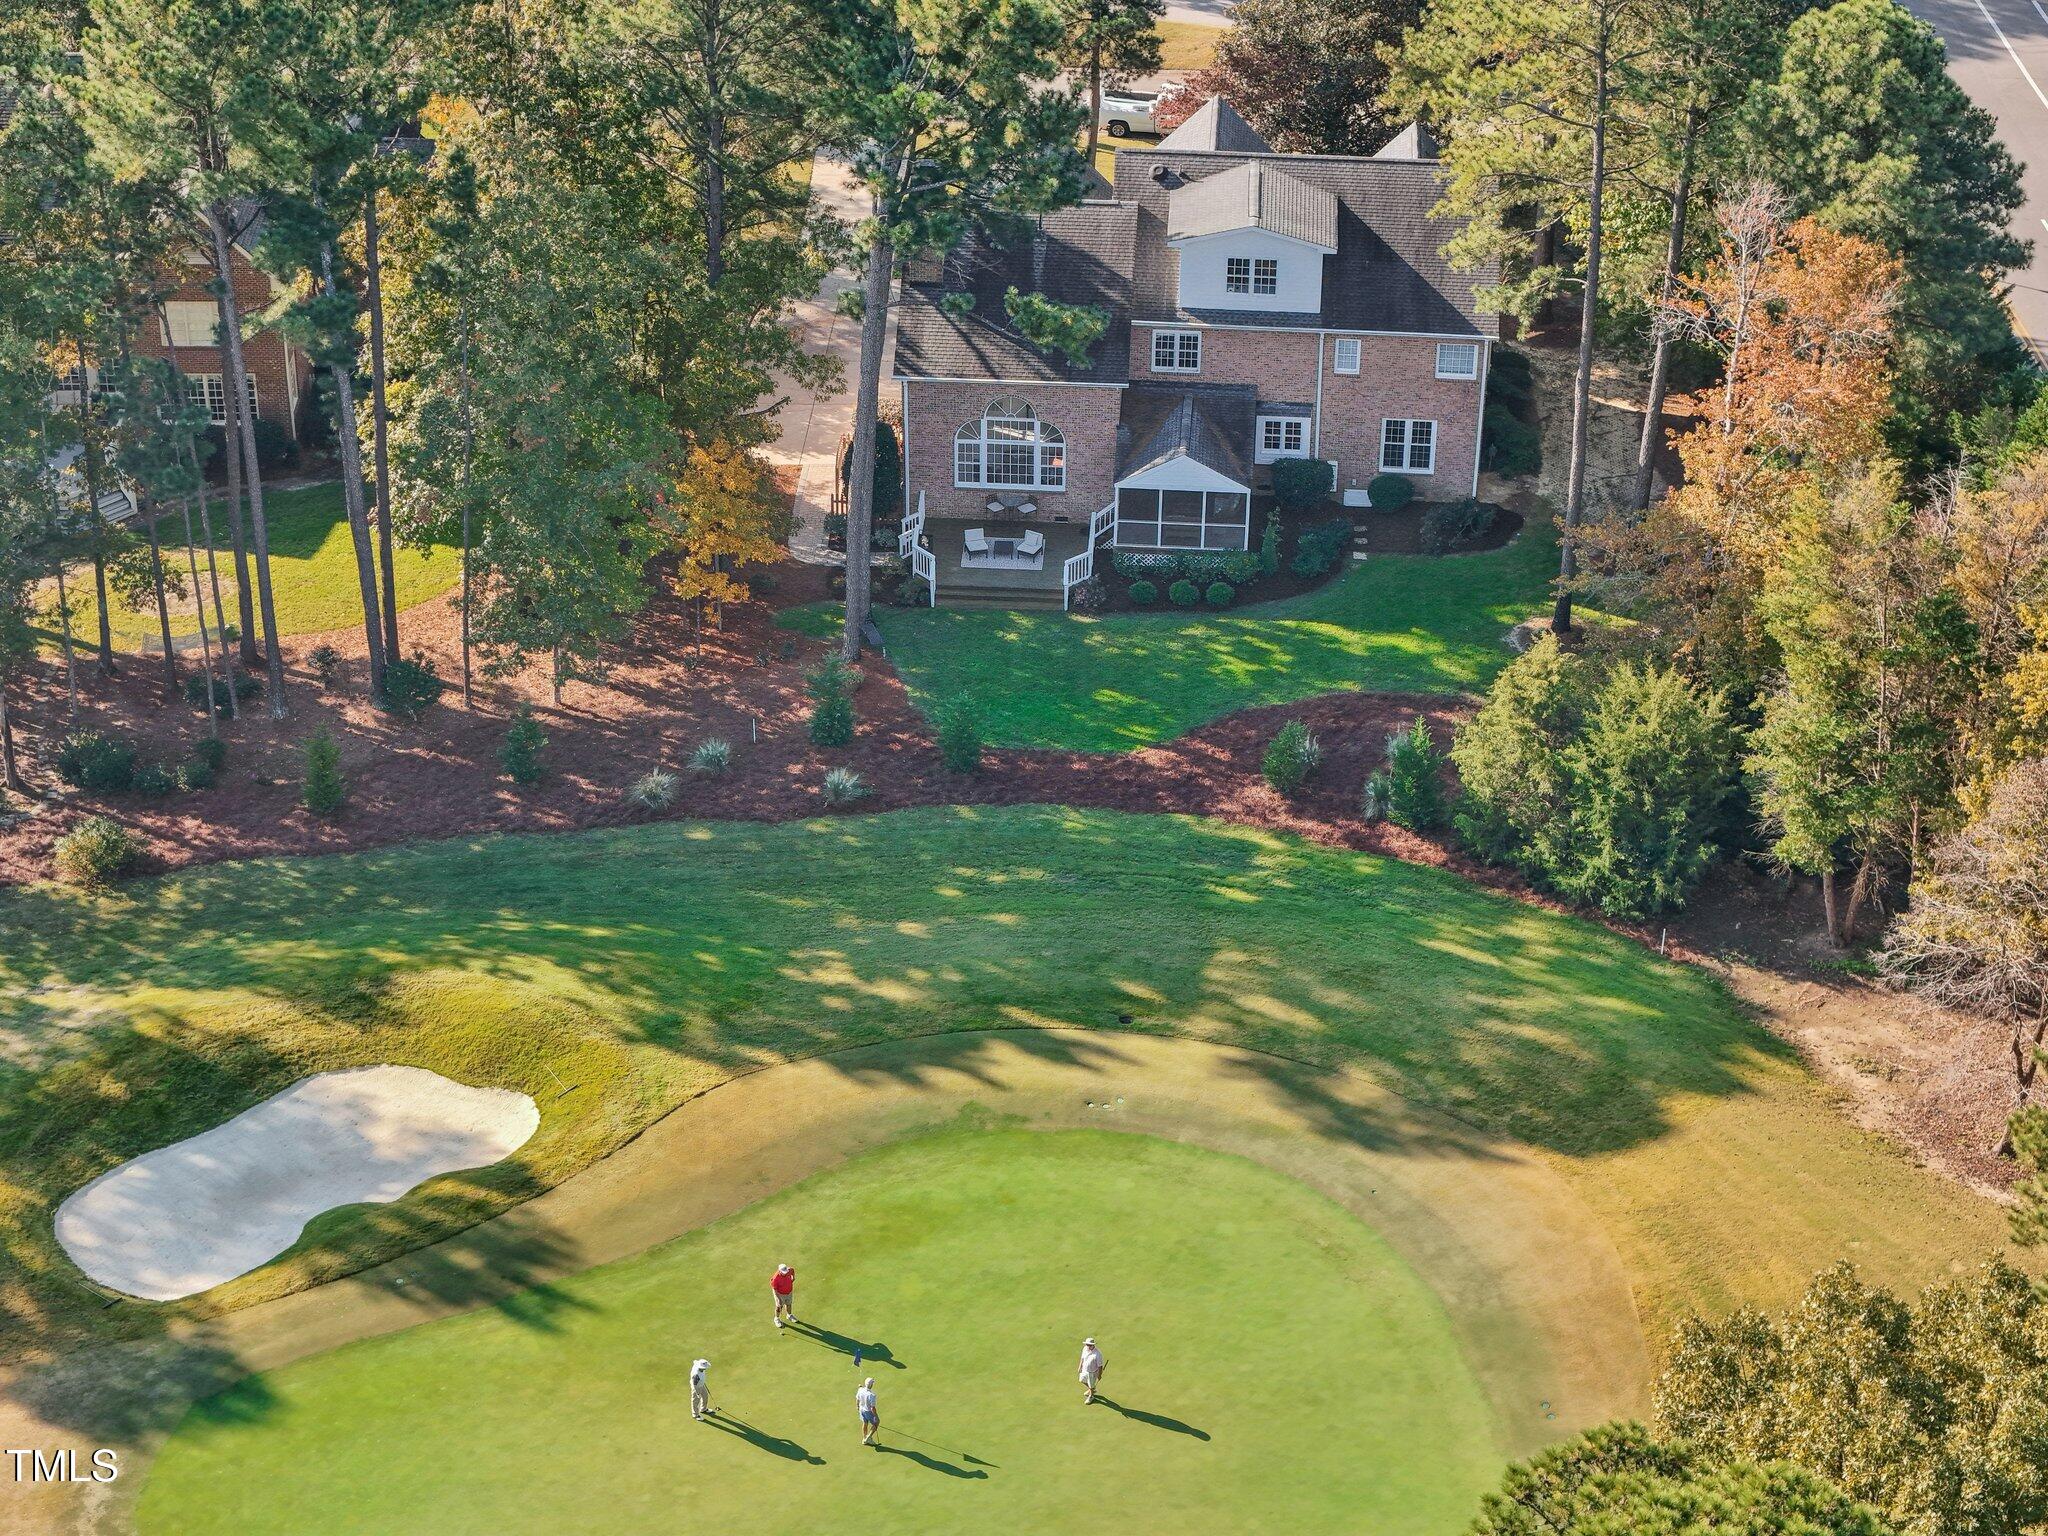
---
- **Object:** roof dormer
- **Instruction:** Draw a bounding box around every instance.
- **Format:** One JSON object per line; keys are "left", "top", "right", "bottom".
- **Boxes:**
{"left": 1164, "top": 161, "right": 1338, "bottom": 315}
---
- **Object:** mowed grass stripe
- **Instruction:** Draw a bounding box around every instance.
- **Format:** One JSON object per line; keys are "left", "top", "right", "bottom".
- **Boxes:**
{"left": 0, "top": 807, "right": 2013, "bottom": 1358}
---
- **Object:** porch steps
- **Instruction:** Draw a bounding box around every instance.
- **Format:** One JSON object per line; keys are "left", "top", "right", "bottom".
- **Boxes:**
{"left": 938, "top": 581, "right": 1067, "bottom": 612}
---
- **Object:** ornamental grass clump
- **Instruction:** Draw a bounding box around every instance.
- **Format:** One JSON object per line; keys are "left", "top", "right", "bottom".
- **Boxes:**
{"left": 1262, "top": 720, "right": 1321, "bottom": 796}
{"left": 626, "top": 768, "right": 680, "bottom": 811}
{"left": 689, "top": 738, "right": 734, "bottom": 775}
{"left": 821, "top": 766, "right": 870, "bottom": 808}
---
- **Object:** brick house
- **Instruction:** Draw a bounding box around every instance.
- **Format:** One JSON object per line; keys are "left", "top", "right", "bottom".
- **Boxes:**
{"left": 51, "top": 204, "right": 312, "bottom": 453}
{"left": 892, "top": 100, "right": 1499, "bottom": 607}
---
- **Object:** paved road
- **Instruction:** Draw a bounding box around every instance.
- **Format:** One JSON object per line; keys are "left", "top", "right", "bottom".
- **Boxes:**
{"left": 1905, "top": 0, "right": 2048, "bottom": 358}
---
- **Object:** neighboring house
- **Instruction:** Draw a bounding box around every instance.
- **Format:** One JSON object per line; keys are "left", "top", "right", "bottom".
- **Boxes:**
{"left": 48, "top": 204, "right": 312, "bottom": 452}
{"left": 892, "top": 99, "right": 1499, "bottom": 608}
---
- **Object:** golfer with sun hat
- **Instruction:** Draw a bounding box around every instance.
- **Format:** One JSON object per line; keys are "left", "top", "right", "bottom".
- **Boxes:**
{"left": 771, "top": 1262, "right": 796, "bottom": 1329}
{"left": 1079, "top": 1337, "right": 1105, "bottom": 1404}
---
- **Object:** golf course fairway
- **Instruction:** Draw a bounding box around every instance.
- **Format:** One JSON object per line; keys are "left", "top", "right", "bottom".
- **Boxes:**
{"left": 138, "top": 1128, "right": 1503, "bottom": 1535}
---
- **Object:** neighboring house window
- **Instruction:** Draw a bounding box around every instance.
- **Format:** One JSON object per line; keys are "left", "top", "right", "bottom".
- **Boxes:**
{"left": 183, "top": 372, "right": 259, "bottom": 427}
{"left": 1381, "top": 418, "right": 1436, "bottom": 474}
{"left": 954, "top": 395, "right": 1065, "bottom": 490}
{"left": 1152, "top": 330, "right": 1201, "bottom": 372}
{"left": 1224, "top": 257, "right": 1279, "bottom": 296}
{"left": 1435, "top": 342, "right": 1480, "bottom": 379}
{"left": 52, "top": 366, "right": 108, "bottom": 405}
{"left": 1256, "top": 416, "right": 1309, "bottom": 463}
{"left": 1332, "top": 338, "right": 1361, "bottom": 375}
{"left": 161, "top": 301, "right": 220, "bottom": 348}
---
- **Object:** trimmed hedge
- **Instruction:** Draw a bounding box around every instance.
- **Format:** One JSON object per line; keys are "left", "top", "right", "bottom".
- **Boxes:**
{"left": 56, "top": 731, "right": 136, "bottom": 794}
{"left": 1204, "top": 581, "right": 1234, "bottom": 608}
{"left": 1366, "top": 473, "right": 1414, "bottom": 511}
{"left": 1128, "top": 580, "right": 1158, "bottom": 605}
{"left": 1168, "top": 579, "right": 1199, "bottom": 608}
{"left": 1111, "top": 549, "right": 1262, "bottom": 587}
{"left": 1289, "top": 518, "right": 1354, "bottom": 578}
{"left": 1269, "top": 456, "right": 1335, "bottom": 510}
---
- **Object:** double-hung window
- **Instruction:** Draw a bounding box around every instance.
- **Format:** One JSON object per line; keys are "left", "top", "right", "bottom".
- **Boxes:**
{"left": 182, "top": 372, "right": 259, "bottom": 427}
{"left": 954, "top": 396, "right": 1065, "bottom": 490}
{"left": 1225, "top": 257, "right": 1279, "bottom": 296}
{"left": 1255, "top": 416, "right": 1309, "bottom": 464}
{"left": 161, "top": 301, "right": 220, "bottom": 349}
{"left": 1434, "top": 342, "right": 1480, "bottom": 379}
{"left": 1380, "top": 418, "right": 1436, "bottom": 474}
{"left": 1151, "top": 329, "right": 1201, "bottom": 373}
{"left": 1332, "top": 338, "right": 1361, "bottom": 375}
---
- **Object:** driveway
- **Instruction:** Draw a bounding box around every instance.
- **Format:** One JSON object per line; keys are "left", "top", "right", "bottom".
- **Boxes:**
{"left": 1902, "top": 0, "right": 2048, "bottom": 359}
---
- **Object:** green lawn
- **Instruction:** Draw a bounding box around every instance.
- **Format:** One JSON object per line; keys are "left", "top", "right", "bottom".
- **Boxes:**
{"left": 138, "top": 1129, "right": 1502, "bottom": 1536}
{"left": 48, "top": 481, "right": 460, "bottom": 647}
{"left": 1, "top": 807, "right": 2008, "bottom": 1363}
{"left": 786, "top": 515, "right": 1556, "bottom": 749}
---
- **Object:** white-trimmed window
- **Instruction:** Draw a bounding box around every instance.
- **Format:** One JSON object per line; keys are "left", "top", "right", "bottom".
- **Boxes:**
{"left": 1381, "top": 418, "right": 1436, "bottom": 474}
{"left": 1435, "top": 342, "right": 1480, "bottom": 379}
{"left": 1151, "top": 329, "right": 1201, "bottom": 373}
{"left": 1332, "top": 338, "right": 1361, "bottom": 375}
{"left": 183, "top": 372, "right": 260, "bottom": 427}
{"left": 161, "top": 301, "right": 220, "bottom": 348}
{"left": 1256, "top": 416, "right": 1309, "bottom": 464}
{"left": 954, "top": 396, "right": 1065, "bottom": 490}
{"left": 1225, "top": 256, "right": 1279, "bottom": 295}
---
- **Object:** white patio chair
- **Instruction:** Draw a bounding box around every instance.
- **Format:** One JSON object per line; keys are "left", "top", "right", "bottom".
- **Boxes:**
{"left": 963, "top": 528, "right": 990, "bottom": 557}
{"left": 1016, "top": 529, "right": 1045, "bottom": 558}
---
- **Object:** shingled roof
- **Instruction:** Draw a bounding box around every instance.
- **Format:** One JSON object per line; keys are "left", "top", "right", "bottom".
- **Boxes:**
{"left": 1116, "top": 149, "right": 1500, "bottom": 339}
{"left": 1166, "top": 160, "right": 1338, "bottom": 251}
{"left": 1116, "top": 384, "right": 1254, "bottom": 485}
{"left": 894, "top": 203, "right": 1138, "bottom": 382}
{"left": 1155, "top": 96, "right": 1272, "bottom": 154}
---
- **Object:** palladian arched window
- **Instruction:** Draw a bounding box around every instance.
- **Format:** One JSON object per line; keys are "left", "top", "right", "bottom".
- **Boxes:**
{"left": 954, "top": 396, "right": 1065, "bottom": 491}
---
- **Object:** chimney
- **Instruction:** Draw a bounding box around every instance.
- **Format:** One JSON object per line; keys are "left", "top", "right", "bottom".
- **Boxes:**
{"left": 1030, "top": 223, "right": 1048, "bottom": 291}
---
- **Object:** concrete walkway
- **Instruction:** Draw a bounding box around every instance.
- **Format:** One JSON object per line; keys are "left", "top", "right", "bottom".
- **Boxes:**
{"left": 763, "top": 155, "right": 893, "bottom": 566}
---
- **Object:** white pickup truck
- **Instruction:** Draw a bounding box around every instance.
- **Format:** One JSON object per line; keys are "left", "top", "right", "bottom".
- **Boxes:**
{"left": 1099, "top": 88, "right": 1163, "bottom": 138}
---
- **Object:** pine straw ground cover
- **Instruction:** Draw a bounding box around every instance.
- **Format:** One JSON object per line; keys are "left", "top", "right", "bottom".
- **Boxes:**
{"left": 0, "top": 806, "right": 2011, "bottom": 1367}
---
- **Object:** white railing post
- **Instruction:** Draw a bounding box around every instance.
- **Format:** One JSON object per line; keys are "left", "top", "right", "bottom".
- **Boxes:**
{"left": 899, "top": 491, "right": 925, "bottom": 559}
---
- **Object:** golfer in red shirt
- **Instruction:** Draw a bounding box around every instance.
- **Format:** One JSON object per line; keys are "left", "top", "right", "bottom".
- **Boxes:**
{"left": 771, "top": 1263, "right": 796, "bottom": 1329}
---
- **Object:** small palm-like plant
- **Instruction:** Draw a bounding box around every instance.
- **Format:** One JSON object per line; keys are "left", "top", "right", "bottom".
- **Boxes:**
{"left": 821, "top": 766, "right": 871, "bottom": 808}
{"left": 626, "top": 768, "right": 681, "bottom": 811}
{"left": 690, "top": 738, "right": 734, "bottom": 775}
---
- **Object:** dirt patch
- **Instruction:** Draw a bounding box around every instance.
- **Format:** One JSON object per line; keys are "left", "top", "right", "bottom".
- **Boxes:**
{"left": 1356, "top": 504, "right": 1524, "bottom": 557}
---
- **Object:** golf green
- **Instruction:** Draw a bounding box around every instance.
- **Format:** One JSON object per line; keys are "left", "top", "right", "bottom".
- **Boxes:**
{"left": 138, "top": 1128, "right": 1504, "bottom": 1535}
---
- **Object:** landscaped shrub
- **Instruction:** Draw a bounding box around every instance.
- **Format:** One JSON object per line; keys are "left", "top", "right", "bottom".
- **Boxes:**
{"left": 1366, "top": 473, "right": 1414, "bottom": 511}
{"left": 1168, "top": 579, "right": 1199, "bottom": 608}
{"left": 1111, "top": 551, "right": 1181, "bottom": 582}
{"left": 308, "top": 645, "right": 343, "bottom": 688}
{"left": 821, "top": 766, "right": 870, "bottom": 807}
{"left": 53, "top": 816, "right": 138, "bottom": 889}
{"left": 185, "top": 669, "right": 262, "bottom": 717}
{"left": 1485, "top": 345, "right": 1534, "bottom": 413}
{"left": 302, "top": 730, "right": 345, "bottom": 816}
{"left": 689, "top": 738, "right": 733, "bottom": 775}
{"left": 1418, "top": 498, "right": 1497, "bottom": 555}
{"left": 190, "top": 736, "right": 228, "bottom": 772}
{"left": 378, "top": 654, "right": 446, "bottom": 721}
{"left": 935, "top": 695, "right": 984, "bottom": 773}
{"left": 1259, "top": 506, "right": 1282, "bottom": 574}
{"left": 1382, "top": 716, "right": 1448, "bottom": 831}
{"left": 807, "top": 657, "right": 857, "bottom": 746}
{"left": 56, "top": 731, "right": 136, "bottom": 794}
{"left": 1453, "top": 637, "right": 1734, "bottom": 917}
{"left": 176, "top": 756, "right": 217, "bottom": 792}
{"left": 1269, "top": 456, "right": 1335, "bottom": 510}
{"left": 1127, "top": 580, "right": 1158, "bottom": 605}
{"left": 132, "top": 761, "right": 178, "bottom": 798}
{"left": 1112, "top": 550, "right": 1262, "bottom": 587}
{"left": 1204, "top": 581, "right": 1234, "bottom": 608}
{"left": 626, "top": 768, "right": 680, "bottom": 810}
{"left": 1482, "top": 403, "right": 1541, "bottom": 477}
{"left": 838, "top": 420, "right": 904, "bottom": 531}
{"left": 1289, "top": 518, "right": 1354, "bottom": 578}
{"left": 1262, "top": 719, "right": 1321, "bottom": 796}
{"left": 500, "top": 706, "right": 548, "bottom": 786}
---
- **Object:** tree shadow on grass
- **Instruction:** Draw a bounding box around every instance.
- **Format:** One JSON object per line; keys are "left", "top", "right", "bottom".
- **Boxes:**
{"left": 786, "top": 1320, "right": 903, "bottom": 1368}
{"left": 1093, "top": 1396, "right": 1209, "bottom": 1440}
{"left": 702, "top": 1412, "right": 825, "bottom": 1464}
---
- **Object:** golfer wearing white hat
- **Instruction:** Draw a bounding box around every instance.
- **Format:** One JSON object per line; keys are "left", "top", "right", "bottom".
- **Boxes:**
{"left": 771, "top": 1263, "right": 796, "bottom": 1329}
{"left": 1078, "top": 1338, "right": 1105, "bottom": 1404}
{"left": 690, "top": 1358, "right": 712, "bottom": 1421}
{"left": 856, "top": 1377, "right": 881, "bottom": 1446}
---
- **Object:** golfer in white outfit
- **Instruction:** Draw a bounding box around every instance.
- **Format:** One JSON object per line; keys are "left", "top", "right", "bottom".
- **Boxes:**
{"left": 857, "top": 1377, "right": 881, "bottom": 1446}
{"left": 1079, "top": 1338, "right": 1105, "bottom": 1403}
{"left": 690, "top": 1358, "right": 712, "bottom": 1421}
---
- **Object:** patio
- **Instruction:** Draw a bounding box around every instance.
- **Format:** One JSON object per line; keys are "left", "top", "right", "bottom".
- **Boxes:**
{"left": 920, "top": 519, "right": 1095, "bottom": 604}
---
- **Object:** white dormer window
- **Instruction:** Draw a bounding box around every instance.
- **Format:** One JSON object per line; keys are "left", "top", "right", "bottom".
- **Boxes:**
{"left": 1435, "top": 342, "right": 1480, "bottom": 379}
{"left": 1332, "top": 338, "right": 1361, "bottom": 375}
{"left": 1152, "top": 330, "right": 1201, "bottom": 373}
{"left": 1226, "top": 257, "right": 1279, "bottom": 296}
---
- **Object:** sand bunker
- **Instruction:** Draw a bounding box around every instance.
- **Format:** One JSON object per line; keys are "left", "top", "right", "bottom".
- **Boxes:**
{"left": 56, "top": 1066, "right": 539, "bottom": 1302}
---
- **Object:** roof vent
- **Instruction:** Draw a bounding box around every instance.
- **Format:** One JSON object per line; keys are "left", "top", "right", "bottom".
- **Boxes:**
{"left": 1247, "top": 160, "right": 1263, "bottom": 221}
{"left": 1150, "top": 163, "right": 1176, "bottom": 186}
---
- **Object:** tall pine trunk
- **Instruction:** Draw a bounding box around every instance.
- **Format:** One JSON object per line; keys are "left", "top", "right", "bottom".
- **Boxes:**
{"left": 143, "top": 499, "right": 179, "bottom": 699}
{"left": 840, "top": 222, "right": 895, "bottom": 661}
{"left": 74, "top": 341, "right": 117, "bottom": 676}
{"left": 1552, "top": 18, "right": 1611, "bottom": 637}
{"left": 364, "top": 190, "right": 401, "bottom": 659}
{"left": 1085, "top": 33, "right": 1103, "bottom": 165}
{"left": 458, "top": 302, "right": 477, "bottom": 708}
{"left": 161, "top": 310, "right": 243, "bottom": 716}
{"left": 51, "top": 550, "right": 79, "bottom": 723}
{"left": 220, "top": 371, "right": 261, "bottom": 666}
{"left": 207, "top": 202, "right": 287, "bottom": 717}
{"left": 0, "top": 679, "right": 20, "bottom": 792}
{"left": 320, "top": 238, "right": 388, "bottom": 693}
{"left": 1630, "top": 114, "right": 1697, "bottom": 513}
{"left": 179, "top": 492, "right": 222, "bottom": 741}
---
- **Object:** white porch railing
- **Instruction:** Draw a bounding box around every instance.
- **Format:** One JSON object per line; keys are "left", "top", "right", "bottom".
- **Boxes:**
{"left": 1061, "top": 501, "right": 1118, "bottom": 611}
{"left": 903, "top": 492, "right": 936, "bottom": 604}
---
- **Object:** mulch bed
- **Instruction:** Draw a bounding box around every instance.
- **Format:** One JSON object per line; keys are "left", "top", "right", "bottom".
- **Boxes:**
{"left": 1357, "top": 504, "right": 1523, "bottom": 557}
